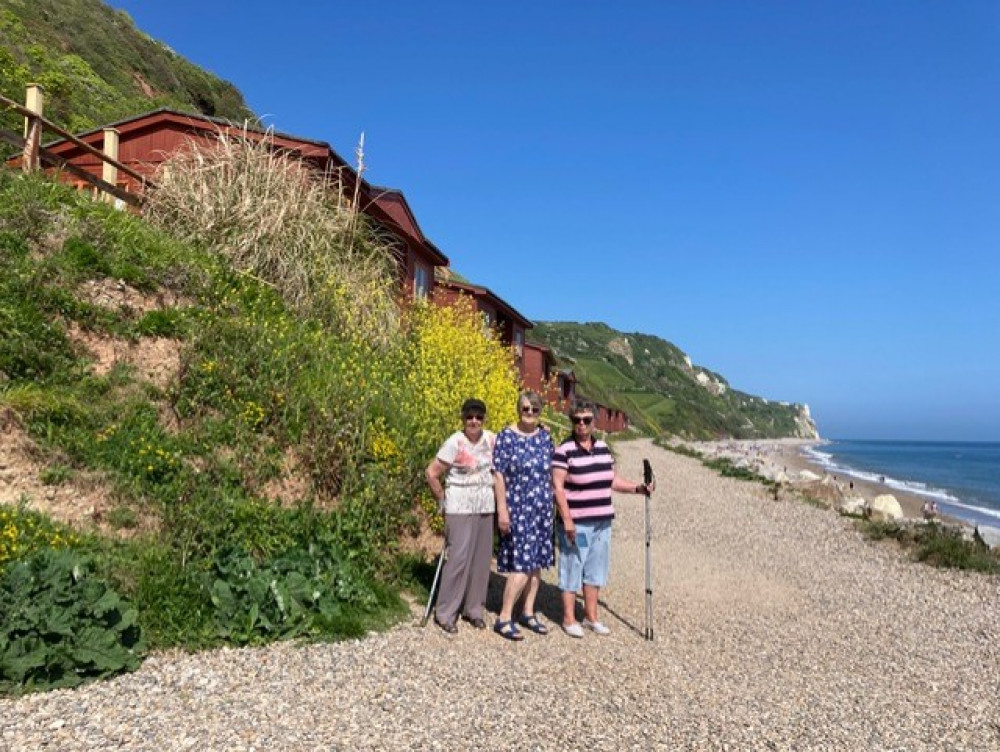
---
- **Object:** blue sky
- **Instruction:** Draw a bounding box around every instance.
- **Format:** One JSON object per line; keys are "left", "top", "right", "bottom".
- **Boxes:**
{"left": 106, "top": 1, "right": 999, "bottom": 441}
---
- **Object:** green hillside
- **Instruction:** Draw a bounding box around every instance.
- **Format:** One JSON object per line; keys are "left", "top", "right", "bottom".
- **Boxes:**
{"left": 0, "top": 0, "right": 253, "bottom": 138}
{"left": 530, "top": 321, "right": 819, "bottom": 440}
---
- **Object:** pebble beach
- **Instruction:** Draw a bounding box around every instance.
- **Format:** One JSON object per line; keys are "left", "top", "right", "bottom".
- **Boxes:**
{"left": 3, "top": 438, "right": 999, "bottom": 751}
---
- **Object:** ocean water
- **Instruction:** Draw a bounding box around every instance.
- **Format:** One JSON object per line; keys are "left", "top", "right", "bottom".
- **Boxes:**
{"left": 804, "top": 440, "right": 1000, "bottom": 528}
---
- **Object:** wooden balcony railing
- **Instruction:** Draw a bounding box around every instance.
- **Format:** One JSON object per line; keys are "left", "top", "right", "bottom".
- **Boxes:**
{"left": 1, "top": 85, "right": 155, "bottom": 207}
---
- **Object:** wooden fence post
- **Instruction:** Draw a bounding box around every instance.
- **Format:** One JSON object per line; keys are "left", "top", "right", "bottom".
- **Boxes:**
{"left": 23, "top": 83, "right": 44, "bottom": 173}
{"left": 102, "top": 127, "right": 120, "bottom": 204}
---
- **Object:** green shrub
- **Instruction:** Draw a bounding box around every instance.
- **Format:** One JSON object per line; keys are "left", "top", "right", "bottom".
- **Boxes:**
{"left": 702, "top": 457, "right": 774, "bottom": 486}
{"left": 134, "top": 308, "right": 190, "bottom": 338}
{"left": 0, "top": 549, "right": 144, "bottom": 693}
{"left": 858, "top": 521, "right": 1000, "bottom": 573}
{"left": 0, "top": 262, "right": 78, "bottom": 382}
{"left": 658, "top": 441, "right": 702, "bottom": 459}
{"left": 38, "top": 464, "right": 73, "bottom": 486}
{"left": 105, "top": 507, "right": 137, "bottom": 530}
{"left": 206, "top": 545, "right": 386, "bottom": 645}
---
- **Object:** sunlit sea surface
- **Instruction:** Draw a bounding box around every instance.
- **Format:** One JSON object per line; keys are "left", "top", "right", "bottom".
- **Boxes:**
{"left": 804, "top": 440, "right": 1000, "bottom": 528}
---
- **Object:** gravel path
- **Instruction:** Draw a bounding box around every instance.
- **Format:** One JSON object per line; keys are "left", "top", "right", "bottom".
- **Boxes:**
{"left": 3, "top": 439, "right": 999, "bottom": 751}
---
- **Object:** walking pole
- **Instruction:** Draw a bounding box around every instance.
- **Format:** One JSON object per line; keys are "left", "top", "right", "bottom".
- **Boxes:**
{"left": 421, "top": 543, "right": 447, "bottom": 627}
{"left": 643, "top": 459, "right": 655, "bottom": 641}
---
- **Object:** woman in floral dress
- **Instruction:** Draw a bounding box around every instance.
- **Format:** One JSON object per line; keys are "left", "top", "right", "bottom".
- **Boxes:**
{"left": 493, "top": 390, "right": 555, "bottom": 641}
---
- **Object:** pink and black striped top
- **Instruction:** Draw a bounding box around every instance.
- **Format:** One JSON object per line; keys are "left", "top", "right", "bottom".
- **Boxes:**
{"left": 552, "top": 437, "right": 615, "bottom": 522}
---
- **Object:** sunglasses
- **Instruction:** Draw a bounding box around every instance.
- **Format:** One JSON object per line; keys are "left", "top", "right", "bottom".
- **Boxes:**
{"left": 463, "top": 413, "right": 485, "bottom": 421}
{"left": 571, "top": 416, "right": 593, "bottom": 425}
{"left": 520, "top": 406, "right": 541, "bottom": 415}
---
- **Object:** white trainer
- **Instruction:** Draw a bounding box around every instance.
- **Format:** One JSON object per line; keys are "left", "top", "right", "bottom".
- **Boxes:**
{"left": 582, "top": 619, "right": 610, "bottom": 635}
{"left": 562, "top": 622, "right": 584, "bottom": 638}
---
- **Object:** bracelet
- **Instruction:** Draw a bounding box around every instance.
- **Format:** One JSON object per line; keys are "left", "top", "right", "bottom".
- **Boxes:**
{"left": 635, "top": 484, "right": 642, "bottom": 494}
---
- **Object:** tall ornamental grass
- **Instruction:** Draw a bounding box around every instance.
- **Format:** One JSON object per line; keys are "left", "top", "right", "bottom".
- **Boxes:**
{"left": 142, "top": 128, "right": 399, "bottom": 345}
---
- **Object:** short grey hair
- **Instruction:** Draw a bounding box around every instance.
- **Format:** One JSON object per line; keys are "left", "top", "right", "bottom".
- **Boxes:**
{"left": 518, "top": 390, "right": 543, "bottom": 410}
{"left": 568, "top": 398, "right": 595, "bottom": 417}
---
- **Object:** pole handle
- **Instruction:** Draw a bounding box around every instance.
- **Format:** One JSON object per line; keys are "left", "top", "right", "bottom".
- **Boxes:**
{"left": 643, "top": 459, "right": 654, "bottom": 490}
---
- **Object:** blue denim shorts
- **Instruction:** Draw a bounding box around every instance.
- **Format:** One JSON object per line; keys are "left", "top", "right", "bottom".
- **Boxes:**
{"left": 557, "top": 519, "right": 612, "bottom": 591}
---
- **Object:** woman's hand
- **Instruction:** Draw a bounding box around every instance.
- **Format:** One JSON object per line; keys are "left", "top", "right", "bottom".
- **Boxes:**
{"left": 563, "top": 521, "right": 576, "bottom": 545}
{"left": 497, "top": 509, "right": 511, "bottom": 536}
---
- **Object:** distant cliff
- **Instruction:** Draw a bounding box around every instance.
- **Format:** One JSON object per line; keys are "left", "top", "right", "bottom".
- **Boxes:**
{"left": 530, "top": 321, "right": 820, "bottom": 440}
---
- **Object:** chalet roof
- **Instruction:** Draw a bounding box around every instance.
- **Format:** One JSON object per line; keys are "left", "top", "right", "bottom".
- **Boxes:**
{"left": 42, "top": 108, "right": 332, "bottom": 151}
{"left": 41, "top": 108, "right": 448, "bottom": 266}
{"left": 435, "top": 273, "right": 533, "bottom": 330}
{"left": 367, "top": 185, "right": 447, "bottom": 265}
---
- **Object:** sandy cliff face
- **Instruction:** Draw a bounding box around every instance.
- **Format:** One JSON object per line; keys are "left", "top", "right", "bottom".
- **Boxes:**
{"left": 794, "top": 404, "right": 820, "bottom": 439}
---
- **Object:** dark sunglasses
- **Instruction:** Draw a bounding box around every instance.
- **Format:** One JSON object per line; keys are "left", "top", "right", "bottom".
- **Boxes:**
{"left": 463, "top": 413, "right": 485, "bottom": 421}
{"left": 571, "top": 416, "right": 593, "bottom": 425}
{"left": 520, "top": 406, "right": 541, "bottom": 415}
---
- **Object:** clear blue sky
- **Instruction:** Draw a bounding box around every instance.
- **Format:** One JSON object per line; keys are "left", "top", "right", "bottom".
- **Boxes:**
{"left": 106, "top": 0, "right": 1000, "bottom": 441}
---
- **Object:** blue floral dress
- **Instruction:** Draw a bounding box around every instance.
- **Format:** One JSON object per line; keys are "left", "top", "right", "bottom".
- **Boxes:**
{"left": 494, "top": 427, "right": 555, "bottom": 573}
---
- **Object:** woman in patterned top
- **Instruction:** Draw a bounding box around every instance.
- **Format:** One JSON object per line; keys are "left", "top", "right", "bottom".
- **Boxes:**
{"left": 425, "top": 398, "right": 500, "bottom": 634}
{"left": 492, "top": 390, "right": 555, "bottom": 641}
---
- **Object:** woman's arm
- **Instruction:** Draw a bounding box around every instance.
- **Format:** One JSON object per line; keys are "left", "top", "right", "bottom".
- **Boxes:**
{"left": 425, "top": 458, "right": 451, "bottom": 509}
{"left": 552, "top": 467, "right": 575, "bottom": 544}
{"left": 494, "top": 472, "right": 509, "bottom": 534}
{"left": 611, "top": 474, "right": 656, "bottom": 495}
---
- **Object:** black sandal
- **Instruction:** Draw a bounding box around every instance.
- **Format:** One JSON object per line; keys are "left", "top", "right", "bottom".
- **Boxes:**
{"left": 518, "top": 613, "right": 549, "bottom": 635}
{"left": 493, "top": 620, "right": 524, "bottom": 641}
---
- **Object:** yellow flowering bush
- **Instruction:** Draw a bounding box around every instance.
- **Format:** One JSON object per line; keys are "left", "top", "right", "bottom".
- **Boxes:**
{"left": 0, "top": 504, "right": 81, "bottom": 568}
{"left": 396, "top": 292, "right": 521, "bottom": 466}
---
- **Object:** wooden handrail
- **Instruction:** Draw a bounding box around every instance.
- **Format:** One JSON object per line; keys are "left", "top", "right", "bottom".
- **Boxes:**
{"left": 0, "top": 92, "right": 156, "bottom": 189}
{"left": 0, "top": 127, "right": 143, "bottom": 207}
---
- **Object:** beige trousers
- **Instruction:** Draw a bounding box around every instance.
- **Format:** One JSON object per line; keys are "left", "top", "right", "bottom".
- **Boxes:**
{"left": 435, "top": 513, "right": 493, "bottom": 626}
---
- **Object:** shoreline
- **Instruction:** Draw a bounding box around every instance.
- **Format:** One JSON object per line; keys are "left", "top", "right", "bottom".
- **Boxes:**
{"left": 690, "top": 438, "right": 963, "bottom": 525}
{"left": 774, "top": 440, "right": 942, "bottom": 521}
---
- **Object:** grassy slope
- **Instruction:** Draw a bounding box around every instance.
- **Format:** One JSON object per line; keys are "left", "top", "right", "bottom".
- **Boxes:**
{"left": 0, "top": 171, "right": 410, "bottom": 658}
{"left": 531, "top": 321, "right": 814, "bottom": 439}
{"left": 0, "top": 0, "right": 253, "bottom": 137}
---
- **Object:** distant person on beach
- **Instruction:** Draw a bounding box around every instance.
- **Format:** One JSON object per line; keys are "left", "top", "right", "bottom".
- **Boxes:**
{"left": 552, "top": 399, "right": 655, "bottom": 638}
{"left": 425, "top": 398, "right": 499, "bottom": 634}
{"left": 923, "top": 500, "right": 939, "bottom": 520}
{"left": 492, "top": 390, "right": 555, "bottom": 642}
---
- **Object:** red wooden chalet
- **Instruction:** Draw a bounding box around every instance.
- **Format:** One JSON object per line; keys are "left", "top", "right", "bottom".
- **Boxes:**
{"left": 522, "top": 342, "right": 576, "bottom": 410}
{"left": 35, "top": 109, "right": 448, "bottom": 298}
{"left": 434, "top": 272, "right": 532, "bottom": 362}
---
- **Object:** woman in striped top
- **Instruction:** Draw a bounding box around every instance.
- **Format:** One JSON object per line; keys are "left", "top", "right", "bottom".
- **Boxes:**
{"left": 551, "top": 399, "right": 654, "bottom": 638}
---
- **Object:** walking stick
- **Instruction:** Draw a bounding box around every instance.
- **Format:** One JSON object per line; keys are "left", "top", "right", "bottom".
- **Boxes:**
{"left": 421, "top": 543, "right": 447, "bottom": 627}
{"left": 643, "top": 458, "right": 655, "bottom": 641}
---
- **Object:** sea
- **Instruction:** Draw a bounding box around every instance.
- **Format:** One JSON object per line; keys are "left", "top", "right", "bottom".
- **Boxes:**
{"left": 803, "top": 440, "right": 1000, "bottom": 529}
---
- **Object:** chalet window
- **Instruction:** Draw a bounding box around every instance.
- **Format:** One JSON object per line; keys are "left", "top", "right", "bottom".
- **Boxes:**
{"left": 414, "top": 264, "right": 430, "bottom": 299}
{"left": 514, "top": 329, "right": 524, "bottom": 357}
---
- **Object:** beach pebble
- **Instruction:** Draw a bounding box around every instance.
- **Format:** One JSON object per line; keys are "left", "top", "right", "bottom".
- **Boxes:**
{"left": 870, "top": 494, "right": 904, "bottom": 521}
{"left": 975, "top": 525, "right": 1000, "bottom": 550}
{"left": 2, "top": 439, "right": 997, "bottom": 751}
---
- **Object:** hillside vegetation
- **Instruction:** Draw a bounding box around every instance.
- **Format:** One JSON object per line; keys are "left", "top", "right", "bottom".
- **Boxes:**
{"left": 531, "top": 321, "right": 818, "bottom": 440}
{"left": 0, "top": 0, "right": 252, "bottom": 138}
{"left": 0, "top": 139, "right": 518, "bottom": 693}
